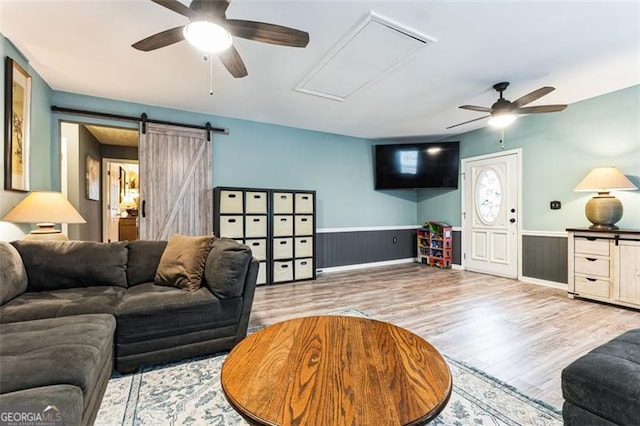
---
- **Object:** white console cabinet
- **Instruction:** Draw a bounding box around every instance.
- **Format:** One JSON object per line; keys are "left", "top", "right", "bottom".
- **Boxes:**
{"left": 567, "top": 228, "right": 640, "bottom": 309}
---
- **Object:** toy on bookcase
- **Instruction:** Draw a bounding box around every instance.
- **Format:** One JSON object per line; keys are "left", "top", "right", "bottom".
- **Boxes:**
{"left": 417, "top": 221, "right": 452, "bottom": 269}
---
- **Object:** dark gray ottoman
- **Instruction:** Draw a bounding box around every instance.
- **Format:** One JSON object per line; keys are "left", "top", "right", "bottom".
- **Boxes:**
{"left": 562, "top": 329, "right": 640, "bottom": 425}
{"left": 0, "top": 314, "right": 115, "bottom": 425}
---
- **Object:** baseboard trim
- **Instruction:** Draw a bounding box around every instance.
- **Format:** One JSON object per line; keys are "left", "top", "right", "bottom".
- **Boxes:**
{"left": 317, "top": 258, "right": 416, "bottom": 274}
{"left": 520, "top": 275, "right": 568, "bottom": 290}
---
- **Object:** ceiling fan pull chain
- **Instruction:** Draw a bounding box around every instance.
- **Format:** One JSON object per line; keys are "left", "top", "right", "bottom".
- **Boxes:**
{"left": 209, "top": 53, "right": 214, "bottom": 96}
{"left": 499, "top": 128, "right": 505, "bottom": 150}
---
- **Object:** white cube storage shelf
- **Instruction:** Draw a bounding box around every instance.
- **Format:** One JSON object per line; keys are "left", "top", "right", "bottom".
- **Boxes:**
{"left": 246, "top": 191, "right": 267, "bottom": 214}
{"left": 295, "top": 237, "right": 313, "bottom": 258}
{"left": 273, "top": 238, "right": 293, "bottom": 260}
{"left": 214, "top": 187, "right": 316, "bottom": 286}
{"left": 273, "top": 261, "right": 294, "bottom": 282}
{"left": 273, "top": 192, "right": 294, "bottom": 213}
{"left": 245, "top": 239, "right": 267, "bottom": 261}
{"left": 219, "top": 190, "right": 244, "bottom": 213}
{"left": 273, "top": 215, "right": 294, "bottom": 237}
{"left": 245, "top": 216, "right": 267, "bottom": 238}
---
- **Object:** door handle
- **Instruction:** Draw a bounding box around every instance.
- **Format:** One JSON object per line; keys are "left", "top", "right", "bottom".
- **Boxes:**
{"left": 142, "top": 200, "right": 146, "bottom": 218}
{"left": 509, "top": 218, "right": 516, "bottom": 223}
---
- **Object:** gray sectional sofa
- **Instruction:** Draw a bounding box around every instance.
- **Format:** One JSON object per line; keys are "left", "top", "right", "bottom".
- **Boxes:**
{"left": 0, "top": 237, "right": 258, "bottom": 425}
{"left": 562, "top": 329, "right": 640, "bottom": 425}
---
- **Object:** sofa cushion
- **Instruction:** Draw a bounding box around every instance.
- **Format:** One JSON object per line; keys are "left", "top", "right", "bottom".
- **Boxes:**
{"left": 0, "top": 314, "right": 115, "bottom": 412}
{"left": 0, "top": 385, "right": 84, "bottom": 426}
{"left": 204, "top": 238, "right": 252, "bottom": 299}
{"left": 154, "top": 235, "right": 215, "bottom": 292}
{"left": 116, "top": 282, "right": 242, "bottom": 344}
{"left": 126, "top": 240, "right": 168, "bottom": 286}
{"left": 12, "top": 240, "right": 128, "bottom": 291}
{"left": 562, "top": 329, "right": 640, "bottom": 425}
{"left": 0, "top": 242, "right": 27, "bottom": 305}
{"left": 0, "top": 286, "right": 125, "bottom": 324}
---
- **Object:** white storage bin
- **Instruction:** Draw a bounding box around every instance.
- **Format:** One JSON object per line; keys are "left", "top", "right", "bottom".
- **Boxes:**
{"left": 295, "top": 237, "right": 313, "bottom": 258}
{"left": 294, "top": 215, "right": 313, "bottom": 236}
{"left": 273, "top": 260, "right": 293, "bottom": 282}
{"left": 246, "top": 239, "right": 267, "bottom": 261}
{"left": 273, "top": 192, "right": 293, "bottom": 213}
{"left": 219, "top": 215, "right": 243, "bottom": 238}
{"left": 219, "top": 190, "right": 243, "bottom": 213}
{"left": 295, "top": 258, "right": 313, "bottom": 280}
{"left": 273, "top": 215, "right": 293, "bottom": 236}
{"left": 295, "top": 193, "right": 314, "bottom": 213}
{"left": 257, "top": 262, "right": 267, "bottom": 285}
{"left": 245, "top": 215, "right": 267, "bottom": 238}
{"left": 246, "top": 191, "right": 267, "bottom": 214}
{"left": 273, "top": 238, "right": 293, "bottom": 260}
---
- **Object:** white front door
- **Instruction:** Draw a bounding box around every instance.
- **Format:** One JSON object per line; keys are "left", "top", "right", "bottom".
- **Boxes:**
{"left": 463, "top": 150, "right": 520, "bottom": 278}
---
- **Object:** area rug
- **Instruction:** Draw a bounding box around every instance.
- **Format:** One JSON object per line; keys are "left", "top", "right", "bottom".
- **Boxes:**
{"left": 96, "top": 311, "right": 562, "bottom": 425}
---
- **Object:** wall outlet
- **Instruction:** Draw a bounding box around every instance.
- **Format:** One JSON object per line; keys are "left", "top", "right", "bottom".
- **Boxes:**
{"left": 550, "top": 200, "right": 561, "bottom": 210}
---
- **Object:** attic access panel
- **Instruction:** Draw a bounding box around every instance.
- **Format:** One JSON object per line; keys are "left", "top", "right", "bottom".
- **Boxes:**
{"left": 296, "top": 13, "right": 435, "bottom": 101}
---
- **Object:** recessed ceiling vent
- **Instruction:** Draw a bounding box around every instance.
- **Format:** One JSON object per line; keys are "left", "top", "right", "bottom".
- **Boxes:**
{"left": 295, "top": 12, "right": 435, "bottom": 101}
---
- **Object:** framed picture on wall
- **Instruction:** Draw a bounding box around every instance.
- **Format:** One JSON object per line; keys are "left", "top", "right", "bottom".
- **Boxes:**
{"left": 86, "top": 155, "right": 100, "bottom": 201}
{"left": 4, "top": 57, "right": 32, "bottom": 192}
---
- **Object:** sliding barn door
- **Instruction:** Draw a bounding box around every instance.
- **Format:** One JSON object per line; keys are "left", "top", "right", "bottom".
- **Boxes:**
{"left": 138, "top": 123, "right": 212, "bottom": 240}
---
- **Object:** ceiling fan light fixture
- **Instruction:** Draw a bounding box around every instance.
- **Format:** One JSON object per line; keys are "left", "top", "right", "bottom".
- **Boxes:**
{"left": 183, "top": 21, "right": 232, "bottom": 53}
{"left": 488, "top": 113, "right": 517, "bottom": 128}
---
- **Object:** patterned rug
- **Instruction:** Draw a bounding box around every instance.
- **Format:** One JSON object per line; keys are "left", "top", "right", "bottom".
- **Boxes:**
{"left": 96, "top": 310, "right": 562, "bottom": 425}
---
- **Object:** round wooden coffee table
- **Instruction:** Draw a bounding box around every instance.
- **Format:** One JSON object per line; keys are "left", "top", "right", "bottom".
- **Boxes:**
{"left": 221, "top": 315, "right": 452, "bottom": 425}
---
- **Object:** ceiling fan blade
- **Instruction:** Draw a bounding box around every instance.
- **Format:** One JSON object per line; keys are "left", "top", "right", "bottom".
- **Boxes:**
{"left": 516, "top": 105, "right": 567, "bottom": 114}
{"left": 218, "top": 45, "right": 248, "bottom": 78}
{"left": 150, "top": 0, "right": 195, "bottom": 19}
{"left": 198, "top": 0, "right": 230, "bottom": 17}
{"left": 132, "top": 26, "right": 185, "bottom": 51}
{"left": 225, "top": 20, "right": 309, "bottom": 47}
{"left": 513, "top": 87, "right": 555, "bottom": 107}
{"left": 446, "top": 115, "right": 490, "bottom": 129}
{"left": 459, "top": 105, "right": 492, "bottom": 113}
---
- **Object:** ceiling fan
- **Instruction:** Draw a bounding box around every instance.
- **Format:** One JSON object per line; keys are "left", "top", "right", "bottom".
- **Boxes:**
{"left": 447, "top": 82, "right": 567, "bottom": 129}
{"left": 132, "top": 0, "right": 310, "bottom": 78}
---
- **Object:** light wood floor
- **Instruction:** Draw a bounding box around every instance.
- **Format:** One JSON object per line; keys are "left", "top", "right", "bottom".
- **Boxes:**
{"left": 248, "top": 263, "right": 640, "bottom": 409}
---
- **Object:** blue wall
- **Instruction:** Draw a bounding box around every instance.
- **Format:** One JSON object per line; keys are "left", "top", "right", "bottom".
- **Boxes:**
{"left": 417, "top": 85, "right": 640, "bottom": 231}
{"left": 51, "top": 92, "right": 418, "bottom": 229}
{"left": 0, "top": 36, "right": 53, "bottom": 240}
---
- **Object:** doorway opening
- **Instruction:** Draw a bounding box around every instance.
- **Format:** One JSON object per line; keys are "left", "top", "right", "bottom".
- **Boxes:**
{"left": 60, "top": 121, "right": 139, "bottom": 242}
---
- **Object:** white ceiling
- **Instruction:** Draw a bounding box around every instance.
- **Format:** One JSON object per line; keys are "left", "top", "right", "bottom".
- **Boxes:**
{"left": 1, "top": 1, "right": 638, "bottom": 139}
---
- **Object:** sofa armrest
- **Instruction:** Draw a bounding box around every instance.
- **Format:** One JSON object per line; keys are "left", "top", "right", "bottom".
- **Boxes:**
{"left": 204, "top": 238, "right": 254, "bottom": 299}
{"left": 234, "top": 258, "right": 259, "bottom": 343}
{"left": 0, "top": 242, "right": 28, "bottom": 305}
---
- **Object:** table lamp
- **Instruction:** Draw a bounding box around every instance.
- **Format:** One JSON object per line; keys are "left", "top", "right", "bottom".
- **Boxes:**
{"left": 574, "top": 167, "right": 637, "bottom": 230}
{"left": 2, "top": 191, "right": 86, "bottom": 240}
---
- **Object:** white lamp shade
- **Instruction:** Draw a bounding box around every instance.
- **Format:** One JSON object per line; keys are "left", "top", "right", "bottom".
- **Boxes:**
{"left": 2, "top": 191, "right": 86, "bottom": 224}
{"left": 574, "top": 167, "right": 637, "bottom": 192}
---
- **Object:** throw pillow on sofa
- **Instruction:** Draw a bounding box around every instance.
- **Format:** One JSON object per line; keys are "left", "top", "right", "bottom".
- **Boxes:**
{"left": 154, "top": 234, "right": 215, "bottom": 292}
{"left": 0, "top": 242, "right": 28, "bottom": 305}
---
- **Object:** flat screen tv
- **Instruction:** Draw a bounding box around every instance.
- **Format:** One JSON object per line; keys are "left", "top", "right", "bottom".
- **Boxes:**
{"left": 374, "top": 141, "right": 460, "bottom": 190}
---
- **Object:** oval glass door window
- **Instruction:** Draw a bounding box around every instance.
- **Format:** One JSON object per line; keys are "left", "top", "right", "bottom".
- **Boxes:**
{"left": 475, "top": 168, "right": 503, "bottom": 224}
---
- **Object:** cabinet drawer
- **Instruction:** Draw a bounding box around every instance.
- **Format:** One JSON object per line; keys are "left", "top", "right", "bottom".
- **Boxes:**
{"left": 219, "top": 215, "right": 243, "bottom": 238}
{"left": 257, "top": 262, "right": 267, "bottom": 285}
{"left": 273, "top": 261, "right": 293, "bottom": 283}
{"left": 294, "top": 215, "right": 313, "bottom": 236}
{"left": 245, "top": 191, "right": 267, "bottom": 214}
{"left": 245, "top": 215, "right": 267, "bottom": 238}
{"left": 295, "top": 193, "right": 314, "bottom": 213}
{"left": 246, "top": 239, "right": 267, "bottom": 261}
{"left": 575, "top": 238, "right": 610, "bottom": 256}
{"left": 295, "top": 258, "right": 313, "bottom": 280}
{"left": 219, "top": 190, "right": 243, "bottom": 213}
{"left": 575, "top": 275, "right": 610, "bottom": 298}
{"left": 273, "top": 215, "right": 293, "bottom": 236}
{"left": 273, "top": 192, "right": 294, "bottom": 213}
{"left": 575, "top": 256, "right": 609, "bottom": 278}
{"left": 273, "top": 238, "right": 293, "bottom": 260}
{"left": 295, "top": 237, "right": 313, "bottom": 258}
